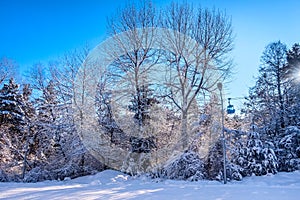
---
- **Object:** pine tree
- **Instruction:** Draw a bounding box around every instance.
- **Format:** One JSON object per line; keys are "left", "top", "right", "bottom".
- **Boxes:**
{"left": 162, "top": 150, "right": 205, "bottom": 181}
{"left": 0, "top": 78, "right": 24, "bottom": 125}
{"left": 244, "top": 42, "right": 300, "bottom": 176}
{"left": 226, "top": 129, "right": 247, "bottom": 181}
{"left": 20, "top": 83, "right": 37, "bottom": 179}
{"left": 245, "top": 41, "right": 288, "bottom": 137}
{"left": 128, "top": 84, "right": 156, "bottom": 129}
{"left": 0, "top": 79, "right": 36, "bottom": 180}
{"left": 35, "top": 80, "right": 66, "bottom": 167}
{"left": 277, "top": 126, "right": 300, "bottom": 172}
{"left": 236, "top": 131, "right": 278, "bottom": 176}
{"left": 284, "top": 43, "right": 300, "bottom": 127}
{"left": 205, "top": 139, "right": 224, "bottom": 180}
{"left": 285, "top": 43, "right": 300, "bottom": 81}
{"left": 0, "top": 78, "right": 24, "bottom": 180}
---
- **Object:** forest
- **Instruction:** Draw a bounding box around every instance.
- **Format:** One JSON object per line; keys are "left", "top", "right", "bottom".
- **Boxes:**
{"left": 0, "top": 1, "right": 299, "bottom": 183}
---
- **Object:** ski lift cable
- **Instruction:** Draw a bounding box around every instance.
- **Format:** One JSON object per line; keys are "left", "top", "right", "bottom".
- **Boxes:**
{"left": 227, "top": 97, "right": 247, "bottom": 101}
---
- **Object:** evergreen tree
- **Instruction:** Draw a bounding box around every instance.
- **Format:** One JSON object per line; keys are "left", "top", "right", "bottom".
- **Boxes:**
{"left": 235, "top": 131, "right": 278, "bottom": 176}
{"left": 205, "top": 139, "right": 224, "bottom": 180}
{"left": 21, "top": 84, "right": 38, "bottom": 179}
{"left": 35, "top": 80, "right": 66, "bottom": 167}
{"left": 0, "top": 78, "right": 24, "bottom": 125}
{"left": 0, "top": 78, "right": 24, "bottom": 180}
{"left": 128, "top": 85, "right": 156, "bottom": 129}
{"left": 0, "top": 79, "right": 36, "bottom": 180}
{"left": 244, "top": 42, "right": 300, "bottom": 176}
{"left": 162, "top": 150, "right": 205, "bottom": 181}
{"left": 285, "top": 43, "right": 300, "bottom": 81}
{"left": 226, "top": 129, "right": 247, "bottom": 181}
{"left": 284, "top": 43, "right": 300, "bottom": 127}
{"left": 277, "top": 126, "right": 300, "bottom": 172}
{"left": 245, "top": 41, "right": 288, "bottom": 137}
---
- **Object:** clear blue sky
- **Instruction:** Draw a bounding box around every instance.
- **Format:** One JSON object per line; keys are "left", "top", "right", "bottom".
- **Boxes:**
{"left": 0, "top": 0, "right": 299, "bottom": 102}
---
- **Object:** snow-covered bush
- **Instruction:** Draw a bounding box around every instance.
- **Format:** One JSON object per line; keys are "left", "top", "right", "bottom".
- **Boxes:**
{"left": 236, "top": 132, "right": 278, "bottom": 176}
{"left": 23, "top": 167, "right": 55, "bottom": 183}
{"left": 161, "top": 151, "right": 205, "bottom": 181}
{"left": 227, "top": 163, "right": 244, "bottom": 181}
{"left": 23, "top": 159, "right": 103, "bottom": 183}
{"left": 277, "top": 126, "right": 300, "bottom": 172}
{"left": 0, "top": 169, "right": 8, "bottom": 182}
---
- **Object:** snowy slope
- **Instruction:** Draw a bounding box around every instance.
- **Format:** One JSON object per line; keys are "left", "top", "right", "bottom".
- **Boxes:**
{"left": 0, "top": 170, "right": 300, "bottom": 200}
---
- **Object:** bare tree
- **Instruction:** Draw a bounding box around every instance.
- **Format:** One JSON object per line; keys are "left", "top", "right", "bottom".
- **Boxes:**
{"left": 51, "top": 46, "right": 98, "bottom": 167}
{"left": 27, "top": 63, "right": 49, "bottom": 94}
{"left": 106, "top": 0, "right": 160, "bottom": 136}
{"left": 72, "top": 1, "right": 233, "bottom": 174}
{"left": 161, "top": 3, "right": 233, "bottom": 150}
{"left": 50, "top": 46, "right": 90, "bottom": 104}
{"left": 0, "top": 57, "right": 17, "bottom": 85}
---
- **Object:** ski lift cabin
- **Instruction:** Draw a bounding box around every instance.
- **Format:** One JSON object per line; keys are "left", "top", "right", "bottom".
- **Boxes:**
{"left": 227, "top": 98, "right": 235, "bottom": 114}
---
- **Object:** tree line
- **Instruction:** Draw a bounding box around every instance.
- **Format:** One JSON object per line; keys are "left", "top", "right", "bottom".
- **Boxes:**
{"left": 0, "top": 0, "right": 299, "bottom": 182}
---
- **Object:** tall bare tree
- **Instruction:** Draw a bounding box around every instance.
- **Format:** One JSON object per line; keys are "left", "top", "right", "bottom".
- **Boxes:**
{"left": 161, "top": 3, "right": 233, "bottom": 149}
{"left": 73, "top": 1, "right": 233, "bottom": 174}
{"left": 106, "top": 0, "right": 159, "bottom": 136}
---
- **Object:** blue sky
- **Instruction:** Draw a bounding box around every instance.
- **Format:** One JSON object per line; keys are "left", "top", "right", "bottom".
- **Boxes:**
{"left": 0, "top": 0, "right": 299, "bottom": 103}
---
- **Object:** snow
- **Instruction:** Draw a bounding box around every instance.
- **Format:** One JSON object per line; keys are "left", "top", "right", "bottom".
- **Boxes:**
{"left": 1, "top": 170, "right": 300, "bottom": 200}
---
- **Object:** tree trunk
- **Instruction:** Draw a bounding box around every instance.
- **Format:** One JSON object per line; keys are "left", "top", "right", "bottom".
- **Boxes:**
{"left": 276, "top": 68, "right": 285, "bottom": 132}
{"left": 22, "top": 136, "right": 30, "bottom": 180}
{"left": 181, "top": 109, "right": 188, "bottom": 150}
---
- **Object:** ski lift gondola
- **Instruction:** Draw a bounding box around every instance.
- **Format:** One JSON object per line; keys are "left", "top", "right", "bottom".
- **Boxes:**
{"left": 227, "top": 98, "right": 235, "bottom": 114}
{"left": 226, "top": 97, "right": 246, "bottom": 114}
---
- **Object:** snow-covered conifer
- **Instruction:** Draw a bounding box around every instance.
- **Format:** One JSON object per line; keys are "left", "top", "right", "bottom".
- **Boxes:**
{"left": 277, "top": 126, "right": 300, "bottom": 172}
{"left": 162, "top": 150, "right": 205, "bottom": 181}
{"left": 236, "top": 131, "right": 278, "bottom": 176}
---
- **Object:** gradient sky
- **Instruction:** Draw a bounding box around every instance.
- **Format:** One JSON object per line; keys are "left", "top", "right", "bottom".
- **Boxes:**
{"left": 0, "top": 0, "right": 300, "bottom": 105}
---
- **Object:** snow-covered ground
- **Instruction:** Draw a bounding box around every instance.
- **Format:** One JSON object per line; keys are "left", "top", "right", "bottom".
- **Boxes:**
{"left": 1, "top": 170, "right": 300, "bottom": 200}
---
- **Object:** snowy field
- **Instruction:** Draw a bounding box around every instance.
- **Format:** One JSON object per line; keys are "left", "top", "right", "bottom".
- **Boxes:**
{"left": 0, "top": 170, "right": 300, "bottom": 200}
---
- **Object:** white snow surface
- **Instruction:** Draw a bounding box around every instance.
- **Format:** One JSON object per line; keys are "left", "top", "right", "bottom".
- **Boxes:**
{"left": 1, "top": 170, "right": 300, "bottom": 200}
